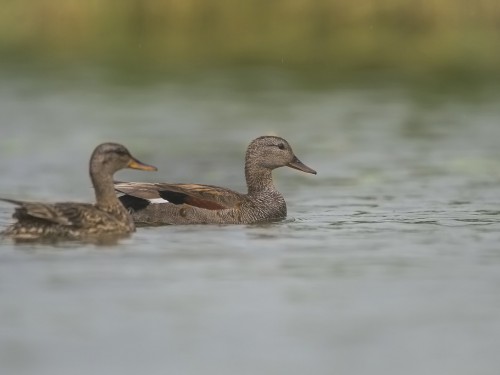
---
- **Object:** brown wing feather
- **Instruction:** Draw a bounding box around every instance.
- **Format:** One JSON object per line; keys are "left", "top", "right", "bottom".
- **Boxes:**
{"left": 115, "top": 182, "right": 244, "bottom": 210}
{"left": 1, "top": 198, "right": 106, "bottom": 228}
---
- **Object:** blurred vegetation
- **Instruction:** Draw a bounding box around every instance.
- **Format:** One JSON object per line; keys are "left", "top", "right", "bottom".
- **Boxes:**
{"left": 0, "top": 0, "right": 499, "bottom": 83}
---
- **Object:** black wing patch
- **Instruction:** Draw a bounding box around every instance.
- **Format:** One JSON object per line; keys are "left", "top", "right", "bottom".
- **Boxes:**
{"left": 119, "top": 195, "right": 151, "bottom": 212}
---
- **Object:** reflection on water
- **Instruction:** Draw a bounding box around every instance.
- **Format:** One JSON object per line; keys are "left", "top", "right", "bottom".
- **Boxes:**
{"left": 1, "top": 72, "right": 500, "bottom": 375}
{"left": 4, "top": 233, "right": 130, "bottom": 247}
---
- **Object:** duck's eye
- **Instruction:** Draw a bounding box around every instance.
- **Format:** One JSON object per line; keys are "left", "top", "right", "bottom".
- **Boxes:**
{"left": 277, "top": 143, "right": 285, "bottom": 150}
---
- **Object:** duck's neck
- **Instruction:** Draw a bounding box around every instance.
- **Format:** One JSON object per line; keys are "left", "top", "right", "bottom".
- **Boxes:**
{"left": 90, "top": 165, "right": 121, "bottom": 210}
{"left": 245, "top": 160, "right": 275, "bottom": 195}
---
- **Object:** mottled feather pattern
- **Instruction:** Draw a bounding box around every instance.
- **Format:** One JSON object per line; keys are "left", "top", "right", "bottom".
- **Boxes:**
{"left": 2, "top": 199, "right": 134, "bottom": 239}
{"left": 13, "top": 201, "right": 93, "bottom": 226}
{"left": 129, "top": 190, "right": 287, "bottom": 225}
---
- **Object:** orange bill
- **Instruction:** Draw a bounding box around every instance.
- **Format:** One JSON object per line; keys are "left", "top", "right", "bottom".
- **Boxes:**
{"left": 127, "top": 157, "right": 158, "bottom": 171}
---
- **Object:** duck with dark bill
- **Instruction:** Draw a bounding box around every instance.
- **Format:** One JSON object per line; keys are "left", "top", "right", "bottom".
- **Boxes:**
{"left": 116, "top": 136, "right": 316, "bottom": 225}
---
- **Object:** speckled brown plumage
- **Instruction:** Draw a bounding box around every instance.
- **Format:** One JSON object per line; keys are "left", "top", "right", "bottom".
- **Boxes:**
{"left": 116, "top": 136, "right": 316, "bottom": 225}
{"left": 1, "top": 143, "right": 156, "bottom": 241}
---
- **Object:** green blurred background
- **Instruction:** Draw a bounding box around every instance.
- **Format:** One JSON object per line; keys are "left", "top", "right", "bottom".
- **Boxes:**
{"left": 1, "top": 0, "right": 499, "bottom": 85}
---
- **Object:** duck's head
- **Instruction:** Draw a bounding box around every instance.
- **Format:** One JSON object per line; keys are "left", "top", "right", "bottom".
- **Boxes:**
{"left": 90, "top": 143, "right": 157, "bottom": 175}
{"left": 246, "top": 136, "right": 316, "bottom": 174}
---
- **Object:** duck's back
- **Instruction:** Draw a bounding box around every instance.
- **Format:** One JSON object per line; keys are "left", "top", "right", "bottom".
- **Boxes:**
{"left": 2, "top": 199, "right": 134, "bottom": 240}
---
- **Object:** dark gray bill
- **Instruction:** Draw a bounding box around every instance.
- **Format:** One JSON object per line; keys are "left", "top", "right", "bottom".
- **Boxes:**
{"left": 287, "top": 156, "right": 317, "bottom": 175}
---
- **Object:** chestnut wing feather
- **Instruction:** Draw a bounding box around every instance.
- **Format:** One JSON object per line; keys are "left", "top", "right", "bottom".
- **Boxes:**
{"left": 115, "top": 182, "right": 244, "bottom": 210}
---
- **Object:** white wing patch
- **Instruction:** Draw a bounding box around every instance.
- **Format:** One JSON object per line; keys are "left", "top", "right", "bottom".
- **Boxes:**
{"left": 148, "top": 198, "right": 170, "bottom": 204}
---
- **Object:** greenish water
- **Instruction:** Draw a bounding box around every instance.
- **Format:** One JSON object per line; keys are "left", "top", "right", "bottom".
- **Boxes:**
{"left": 1, "top": 71, "right": 500, "bottom": 375}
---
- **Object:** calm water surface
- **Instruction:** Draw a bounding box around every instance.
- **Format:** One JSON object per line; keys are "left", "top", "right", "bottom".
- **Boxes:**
{"left": 1, "top": 72, "right": 500, "bottom": 375}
